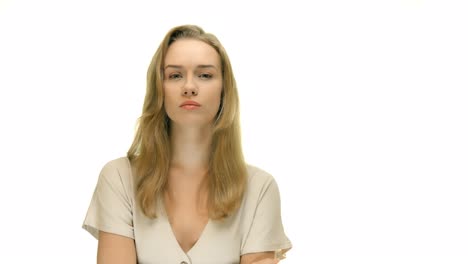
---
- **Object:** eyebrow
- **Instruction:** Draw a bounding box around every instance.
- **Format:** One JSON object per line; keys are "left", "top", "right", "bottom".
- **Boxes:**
{"left": 164, "top": 64, "right": 218, "bottom": 70}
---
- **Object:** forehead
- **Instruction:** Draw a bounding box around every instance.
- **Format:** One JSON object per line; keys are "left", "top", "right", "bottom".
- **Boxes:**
{"left": 164, "top": 39, "right": 220, "bottom": 67}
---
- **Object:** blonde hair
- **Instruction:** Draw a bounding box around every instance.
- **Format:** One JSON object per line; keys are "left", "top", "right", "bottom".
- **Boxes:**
{"left": 127, "top": 25, "right": 247, "bottom": 219}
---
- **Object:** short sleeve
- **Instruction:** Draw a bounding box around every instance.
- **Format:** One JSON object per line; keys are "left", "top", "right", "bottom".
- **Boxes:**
{"left": 241, "top": 174, "right": 292, "bottom": 255}
{"left": 82, "top": 158, "right": 134, "bottom": 240}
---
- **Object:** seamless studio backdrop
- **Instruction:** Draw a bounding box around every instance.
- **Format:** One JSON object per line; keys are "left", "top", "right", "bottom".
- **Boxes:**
{"left": 0, "top": 0, "right": 467, "bottom": 263}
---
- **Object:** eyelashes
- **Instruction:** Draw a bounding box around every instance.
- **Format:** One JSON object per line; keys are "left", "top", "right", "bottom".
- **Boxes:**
{"left": 168, "top": 73, "right": 182, "bottom": 80}
{"left": 199, "top": 73, "right": 213, "bottom": 80}
{"left": 167, "top": 73, "right": 213, "bottom": 80}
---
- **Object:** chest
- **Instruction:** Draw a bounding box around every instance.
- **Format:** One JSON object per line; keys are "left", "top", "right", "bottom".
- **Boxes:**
{"left": 168, "top": 207, "right": 209, "bottom": 253}
{"left": 133, "top": 198, "right": 244, "bottom": 264}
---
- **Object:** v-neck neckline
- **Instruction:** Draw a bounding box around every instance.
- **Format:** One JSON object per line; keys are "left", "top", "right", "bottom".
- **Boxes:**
{"left": 164, "top": 213, "right": 211, "bottom": 255}
{"left": 160, "top": 199, "right": 211, "bottom": 256}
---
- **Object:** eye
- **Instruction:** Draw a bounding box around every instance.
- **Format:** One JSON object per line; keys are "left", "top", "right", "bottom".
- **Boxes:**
{"left": 168, "top": 73, "right": 182, "bottom": 80}
{"left": 199, "top": 73, "right": 213, "bottom": 80}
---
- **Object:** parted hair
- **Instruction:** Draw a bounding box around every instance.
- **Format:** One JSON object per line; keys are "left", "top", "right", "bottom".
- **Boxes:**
{"left": 127, "top": 25, "right": 247, "bottom": 220}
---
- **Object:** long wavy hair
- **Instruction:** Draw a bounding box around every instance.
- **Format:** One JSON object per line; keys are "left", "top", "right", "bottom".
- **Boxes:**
{"left": 127, "top": 25, "right": 247, "bottom": 220}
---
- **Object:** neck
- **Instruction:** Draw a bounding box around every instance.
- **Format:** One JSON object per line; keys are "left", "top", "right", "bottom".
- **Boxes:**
{"left": 169, "top": 123, "right": 212, "bottom": 171}
{"left": 166, "top": 123, "right": 212, "bottom": 206}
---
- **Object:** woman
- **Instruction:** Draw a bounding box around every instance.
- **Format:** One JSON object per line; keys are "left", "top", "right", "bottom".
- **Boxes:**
{"left": 83, "top": 25, "right": 292, "bottom": 264}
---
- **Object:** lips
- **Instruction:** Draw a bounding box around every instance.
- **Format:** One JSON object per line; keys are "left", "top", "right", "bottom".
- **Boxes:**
{"left": 180, "top": 100, "right": 201, "bottom": 110}
{"left": 180, "top": 100, "right": 201, "bottom": 107}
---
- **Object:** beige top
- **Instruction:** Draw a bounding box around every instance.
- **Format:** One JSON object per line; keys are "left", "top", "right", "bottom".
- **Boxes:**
{"left": 83, "top": 157, "right": 292, "bottom": 264}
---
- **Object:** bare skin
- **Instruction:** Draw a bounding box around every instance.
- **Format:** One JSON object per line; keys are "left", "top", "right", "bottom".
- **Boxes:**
{"left": 164, "top": 123, "right": 211, "bottom": 253}
{"left": 97, "top": 232, "right": 136, "bottom": 264}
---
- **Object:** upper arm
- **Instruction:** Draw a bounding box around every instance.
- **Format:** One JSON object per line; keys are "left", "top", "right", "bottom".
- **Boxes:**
{"left": 241, "top": 176, "right": 292, "bottom": 256}
{"left": 97, "top": 231, "right": 136, "bottom": 264}
{"left": 240, "top": 251, "right": 276, "bottom": 264}
{"left": 83, "top": 159, "right": 135, "bottom": 240}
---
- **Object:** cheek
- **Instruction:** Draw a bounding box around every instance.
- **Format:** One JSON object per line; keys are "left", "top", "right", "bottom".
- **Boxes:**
{"left": 163, "top": 85, "right": 176, "bottom": 102}
{"left": 163, "top": 87, "right": 176, "bottom": 112}
{"left": 211, "top": 87, "right": 223, "bottom": 109}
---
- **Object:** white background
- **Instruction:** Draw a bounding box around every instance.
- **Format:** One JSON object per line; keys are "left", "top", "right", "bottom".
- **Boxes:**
{"left": 1, "top": 0, "right": 467, "bottom": 263}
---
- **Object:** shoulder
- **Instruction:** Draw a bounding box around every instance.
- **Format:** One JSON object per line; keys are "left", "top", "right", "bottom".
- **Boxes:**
{"left": 102, "top": 156, "right": 132, "bottom": 173}
{"left": 244, "top": 164, "right": 278, "bottom": 197}
{"left": 98, "top": 156, "right": 134, "bottom": 193}
{"left": 246, "top": 164, "right": 276, "bottom": 184}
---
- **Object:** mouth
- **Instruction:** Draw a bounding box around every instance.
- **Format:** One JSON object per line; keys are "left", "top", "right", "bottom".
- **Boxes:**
{"left": 180, "top": 100, "right": 201, "bottom": 110}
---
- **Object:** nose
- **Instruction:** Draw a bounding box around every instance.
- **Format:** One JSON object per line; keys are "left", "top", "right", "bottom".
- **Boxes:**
{"left": 183, "top": 89, "right": 198, "bottom": 96}
{"left": 181, "top": 76, "right": 198, "bottom": 97}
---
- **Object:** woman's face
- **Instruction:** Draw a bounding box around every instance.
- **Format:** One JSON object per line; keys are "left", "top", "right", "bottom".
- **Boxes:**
{"left": 163, "top": 39, "right": 223, "bottom": 128}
